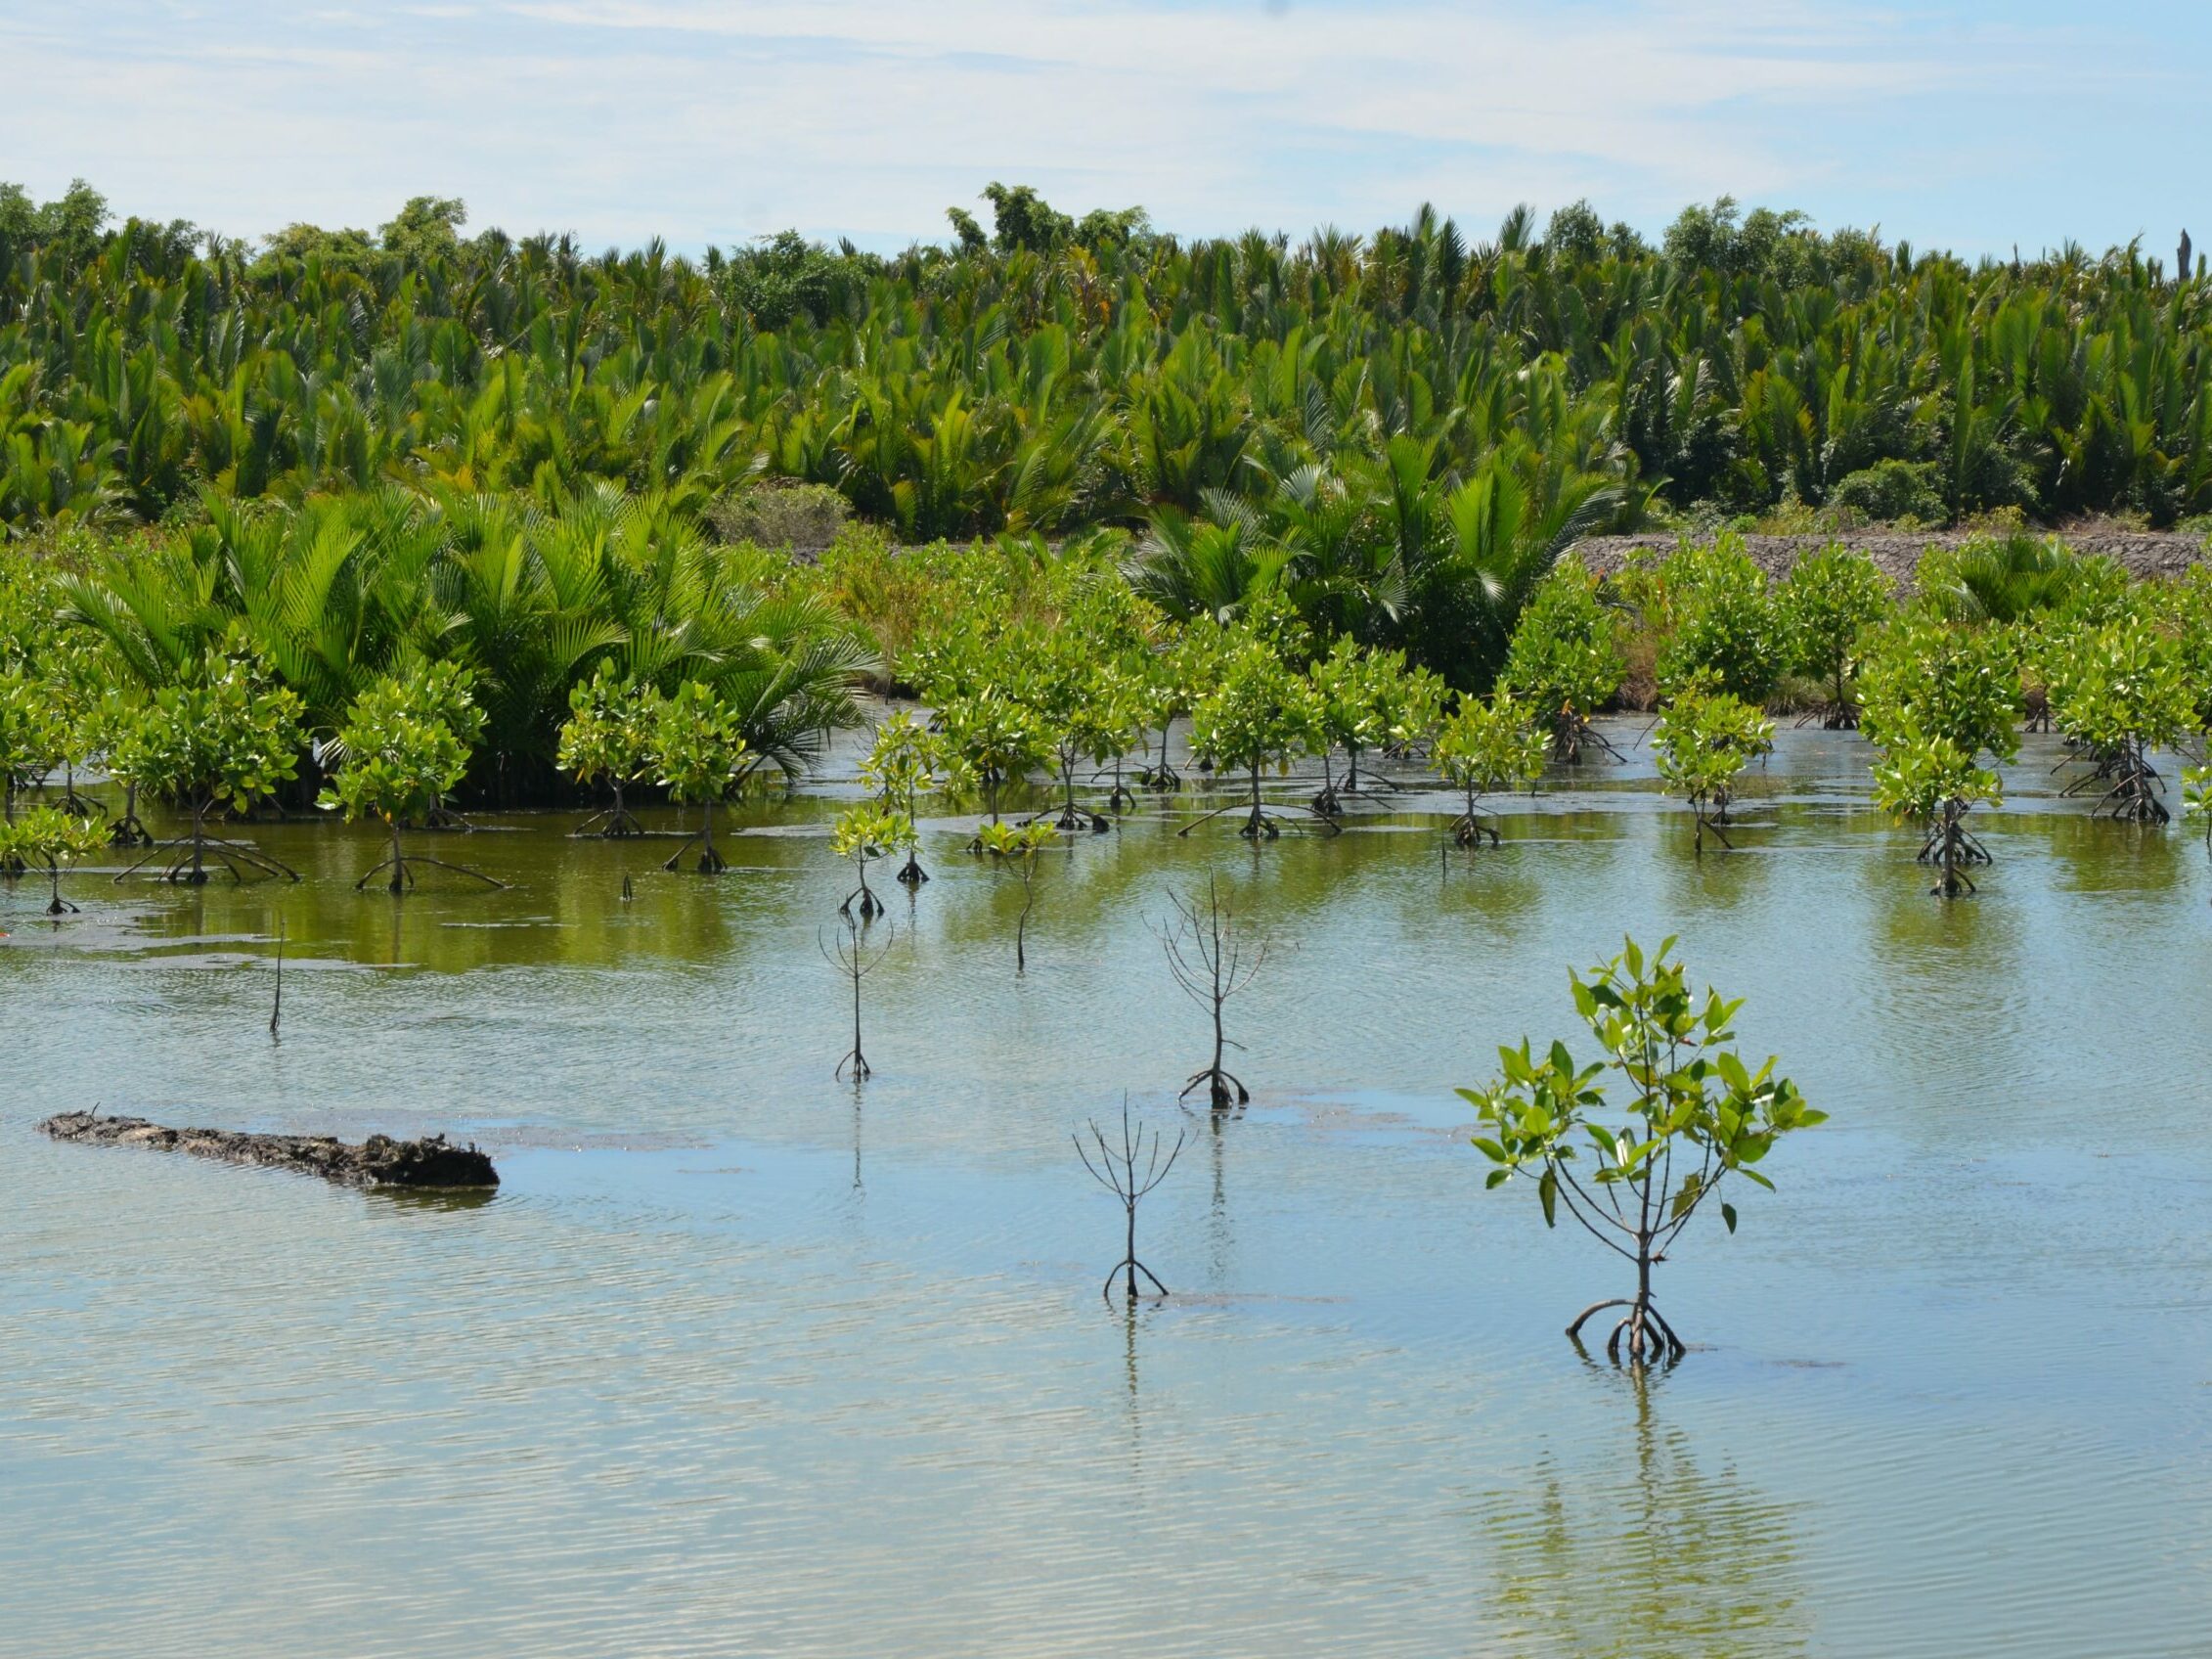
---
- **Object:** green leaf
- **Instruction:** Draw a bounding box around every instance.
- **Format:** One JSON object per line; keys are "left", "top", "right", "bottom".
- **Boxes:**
{"left": 1538, "top": 1167, "right": 1558, "bottom": 1228}
{"left": 1721, "top": 1201, "right": 1738, "bottom": 1233}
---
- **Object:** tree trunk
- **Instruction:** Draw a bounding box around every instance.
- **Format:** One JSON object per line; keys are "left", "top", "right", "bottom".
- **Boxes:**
{"left": 388, "top": 820, "right": 405, "bottom": 894}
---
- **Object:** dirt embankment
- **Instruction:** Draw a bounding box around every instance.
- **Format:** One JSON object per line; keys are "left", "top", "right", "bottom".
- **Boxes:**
{"left": 1571, "top": 530, "right": 2210, "bottom": 586}
{"left": 38, "top": 1112, "right": 499, "bottom": 1189}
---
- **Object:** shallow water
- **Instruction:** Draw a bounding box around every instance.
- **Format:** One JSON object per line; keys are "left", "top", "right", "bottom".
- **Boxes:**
{"left": 4, "top": 720, "right": 2210, "bottom": 1659}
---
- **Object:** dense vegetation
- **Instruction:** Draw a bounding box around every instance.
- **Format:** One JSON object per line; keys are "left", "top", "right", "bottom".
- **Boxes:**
{"left": 2, "top": 180, "right": 2211, "bottom": 909}
{"left": 12, "top": 179, "right": 2212, "bottom": 566}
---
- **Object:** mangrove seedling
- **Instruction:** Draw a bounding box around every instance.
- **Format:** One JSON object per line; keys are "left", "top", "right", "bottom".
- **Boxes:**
{"left": 1860, "top": 619, "right": 2019, "bottom": 893}
{"left": 1, "top": 807, "right": 107, "bottom": 915}
{"left": 2044, "top": 610, "right": 2200, "bottom": 824}
{"left": 322, "top": 665, "right": 506, "bottom": 894}
{"left": 0, "top": 664, "right": 63, "bottom": 834}
{"left": 1781, "top": 544, "right": 1890, "bottom": 728}
{"left": 558, "top": 663, "right": 651, "bottom": 837}
{"left": 1653, "top": 685, "right": 1774, "bottom": 854}
{"left": 859, "top": 710, "right": 949, "bottom": 883}
{"left": 1076, "top": 1099, "right": 1188, "bottom": 1307}
{"left": 652, "top": 680, "right": 754, "bottom": 874}
{"left": 1181, "top": 632, "right": 1324, "bottom": 839}
{"left": 1154, "top": 874, "right": 1275, "bottom": 1109}
{"left": 111, "top": 640, "right": 304, "bottom": 885}
{"left": 1873, "top": 721, "right": 2002, "bottom": 896}
{"left": 1434, "top": 692, "right": 1549, "bottom": 848}
{"left": 976, "top": 817, "right": 1056, "bottom": 971}
{"left": 832, "top": 803, "right": 907, "bottom": 920}
{"left": 83, "top": 687, "right": 151, "bottom": 846}
{"left": 2186, "top": 766, "right": 2210, "bottom": 887}
{"left": 1461, "top": 935, "right": 1823, "bottom": 1368}
{"left": 821, "top": 914, "right": 894, "bottom": 1082}
{"left": 940, "top": 685, "right": 1046, "bottom": 840}
{"left": 1498, "top": 556, "right": 1626, "bottom": 764}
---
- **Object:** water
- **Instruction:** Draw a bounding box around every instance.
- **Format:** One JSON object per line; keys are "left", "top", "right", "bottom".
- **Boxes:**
{"left": 4, "top": 721, "right": 2210, "bottom": 1658}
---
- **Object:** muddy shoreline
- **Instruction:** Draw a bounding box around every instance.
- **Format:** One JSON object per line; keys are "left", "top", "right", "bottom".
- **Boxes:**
{"left": 1572, "top": 529, "right": 2209, "bottom": 585}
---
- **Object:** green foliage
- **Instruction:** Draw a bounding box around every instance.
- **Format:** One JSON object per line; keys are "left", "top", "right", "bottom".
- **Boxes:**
{"left": 2185, "top": 765, "right": 2210, "bottom": 848}
{"left": 1828, "top": 460, "right": 1944, "bottom": 525}
{"left": 1460, "top": 935, "right": 1823, "bottom": 1359}
{"left": 973, "top": 817, "right": 1056, "bottom": 859}
{"left": 114, "top": 637, "right": 303, "bottom": 816}
{"left": 1653, "top": 685, "right": 1773, "bottom": 840}
{"left": 319, "top": 663, "right": 480, "bottom": 826}
{"left": 1650, "top": 537, "right": 1791, "bottom": 703}
{"left": 2044, "top": 608, "right": 2201, "bottom": 756}
{"left": 831, "top": 803, "right": 907, "bottom": 869}
{"left": 1497, "top": 556, "right": 1624, "bottom": 736}
{"left": 860, "top": 710, "right": 949, "bottom": 830}
{"left": 1780, "top": 544, "right": 1892, "bottom": 705}
{"left": 557, "top": 663, "right": 652, "bottom": 794}
{"left": 1188, "top": 627, "right": 1321, "bottom": 780}
{"left": 1870, "top": 721, "right": 2002, "bottom": 824}
{"left": 938, "top": 683, "right": 1047, "bottom": 822}
{"left": 0, "top": 804, "right": 105, "bottom": 887}
{"left": 1858, "top": 617, "right": 2021, "bottom": 765}
{"left": 1434, "top": 692, "right": 1548, "bottom": 842}
{"left": 0, "top": 662, "right": 64, "bottom": 813}
{"left": 649, "top": 680, "right": 753, "bottom": 806}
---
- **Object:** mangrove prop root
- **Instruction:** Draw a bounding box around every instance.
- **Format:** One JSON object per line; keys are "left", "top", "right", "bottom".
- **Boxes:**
{"left": 1180, "top": 1068, "right": 1250, "bottom": 1110}
{"left": 1451, "top": 811, "right": 1501, "bottom": 848}
{"left": 570, "top": 807, "right": 645, "bottom": 839}
{"left": 108, "top": 813, "right": 153, "bottom": 848}
{"left": 896, "top": 856, "right": 930, "bottom": 886}
{"left": 39, "top": 1111, "right": 499, "bottom": 1190}
{"left": 355, "top": 854, "right": 508, "bottom": 893}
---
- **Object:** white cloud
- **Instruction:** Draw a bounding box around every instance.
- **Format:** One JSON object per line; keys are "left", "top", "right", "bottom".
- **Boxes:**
{"left": 0, "top": 0, "right": 2188, "bottom": 254}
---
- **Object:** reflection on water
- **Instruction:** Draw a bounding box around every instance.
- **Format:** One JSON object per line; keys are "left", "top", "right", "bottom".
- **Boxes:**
{"left": 1481, "top": 1368, "right": 1807, "bottom": 1659}
{"left": 3, "top": 721, "right": 2211, "bottom": 1657}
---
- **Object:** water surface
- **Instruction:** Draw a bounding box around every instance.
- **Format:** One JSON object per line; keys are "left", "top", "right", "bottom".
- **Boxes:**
{"left": 5, "top": 721, "right": 2210, "bottom": 1658}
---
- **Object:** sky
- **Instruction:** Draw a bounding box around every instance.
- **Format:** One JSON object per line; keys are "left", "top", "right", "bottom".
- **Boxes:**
{"left": 3, "top": 0, "right": 2207, "bottom": 259}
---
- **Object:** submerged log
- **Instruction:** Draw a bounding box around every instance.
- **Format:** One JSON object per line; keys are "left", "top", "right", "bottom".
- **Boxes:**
{"left": 38, "top": 1112, "right": 499, "bottom": 1190}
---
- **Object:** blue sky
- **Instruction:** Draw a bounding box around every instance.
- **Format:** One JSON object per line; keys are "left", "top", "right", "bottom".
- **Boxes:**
{"left": 3, "top": 1, "right": 2206, "bottom": 258}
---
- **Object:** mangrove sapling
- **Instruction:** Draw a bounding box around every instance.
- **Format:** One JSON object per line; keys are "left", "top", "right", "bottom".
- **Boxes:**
{"left": 1780, "top": 544, "right": 1891, "bottom": 728}
{"left": 0, "top": 807, "right": 106, "bottom": 915}
{"left": 83, "top": 688, "right": 151, "bottom": 846}
{"left": 1433, "top": 692, "right": 1549, "bottom": 848}
{"left": 1498, "top": 557, "right": 1627, "bottom": 764}
{"left": 1076, "top": 1099, "right": 1188, "bottom": 1306}
{"left": 859, "top": 711, "right": 949, "bottom": 883}
{"left": 1155, "top": 874, "right": 1275, "bottom": 1109}
{"left": 1859, "top": 618, "right": 2020, "bottom": 892}
{"left": 322, "top": 666, "right": 506, "bottom": 894}
{"left": 976, "top": 818, "right": 1056, "bottom": 971}
{"left": 832, "top": 804, "right": 906, "bottom": 919}
{"left": 1652, "top": 686, "right": 1774, "bottom": 854}
{"left": 652, "top": 681, "right": 755, "bottom": 874}
{"left": 2045, "top": 612, "right": 2199, "bottom": 824}
{"left": 557, "top": 663, "right": 651, "bottom": 837}
{"left": 939, "top": 686, "right": 1047, "bottom": 846}
{"left": 0, "top": 664, "right": 63, "bottom": 838}
{"left": 1652, "top": 537, "right": 1792, "bottom": 710}
{"left": 1181, "top": 632, "right": 1325, "bottom": 840}
{"left": 1872, "top": 722, "right": 2002, "bottom": 896}
{"left": 821, "top": 914, "right": 893, "bottom": 1081}
{"left": 111, "top": 642, "right": 304, "bottom": 885}
{"left": 1461, "top": 935, "right": 1823, "bottom": 1368}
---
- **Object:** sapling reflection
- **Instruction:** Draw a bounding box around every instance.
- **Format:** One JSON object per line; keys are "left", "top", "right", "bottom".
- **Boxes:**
{"left": 1076, "top": 1098, "right": 1188, "bottom": 1306}
{"left": 1155, "top": 874, "right": 1276, "bottom": 1109}
{"left": 1463, "top": 936, "right": 1822, "bottom": 1368}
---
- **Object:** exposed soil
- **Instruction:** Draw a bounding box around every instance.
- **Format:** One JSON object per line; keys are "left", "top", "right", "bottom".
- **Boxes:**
{"left": 1573, "top": 528, "right": 2210, "bottom": 586}
{"left": 39, "top": 1111, "right": 499, "bottom": 1189}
